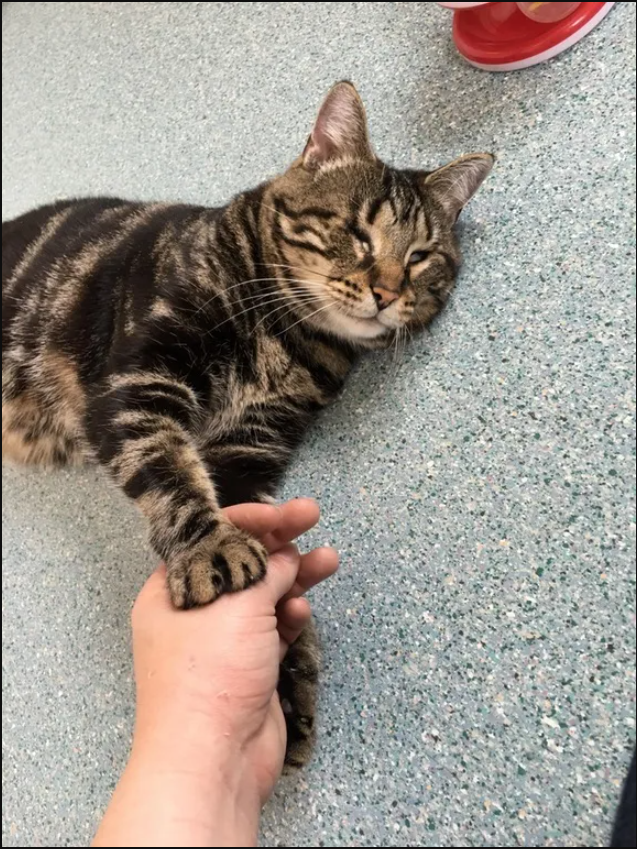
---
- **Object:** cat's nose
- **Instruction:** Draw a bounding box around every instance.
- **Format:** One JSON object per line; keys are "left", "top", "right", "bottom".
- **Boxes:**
{"left": 372, "top": 286, "right": 400, "bottom": 310}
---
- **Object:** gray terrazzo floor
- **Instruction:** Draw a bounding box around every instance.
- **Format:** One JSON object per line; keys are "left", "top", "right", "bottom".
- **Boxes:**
{"left": 2, "top": 2, "right": 636, "bottom": 847}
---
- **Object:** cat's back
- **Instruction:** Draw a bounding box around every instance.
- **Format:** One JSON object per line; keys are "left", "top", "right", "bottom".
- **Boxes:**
{"left": 3, "top": 198, "right": 132, "bottom": 285}
{"left": 2, "top": 197, "right": 210, "bottom": 360}
{"left": 2, "top": 196, "right": 211, "bottom": 289}
{"left": 1, "top": 196, "right": 210, "bottom": 464}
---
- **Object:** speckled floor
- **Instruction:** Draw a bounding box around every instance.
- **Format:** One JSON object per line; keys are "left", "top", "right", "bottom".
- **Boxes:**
{"left": 2, "top": 2, "right": 636, "bottom": 847}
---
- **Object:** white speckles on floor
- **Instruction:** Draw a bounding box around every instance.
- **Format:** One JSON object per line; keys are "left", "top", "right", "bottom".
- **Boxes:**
{"left": 2, "top": 2, "right": 636, "bottom": 846}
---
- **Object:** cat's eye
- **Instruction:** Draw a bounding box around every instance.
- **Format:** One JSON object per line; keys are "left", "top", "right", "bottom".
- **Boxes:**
{"left": 408, "top": 250, "right": 431, "bottom": 266}
{"left": 349, "top": 224, "right": 372, "bottom": 256}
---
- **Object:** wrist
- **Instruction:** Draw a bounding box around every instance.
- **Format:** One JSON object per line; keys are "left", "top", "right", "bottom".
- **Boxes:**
{"left": 127, "top": 721, "right": 260, "bottom": 847}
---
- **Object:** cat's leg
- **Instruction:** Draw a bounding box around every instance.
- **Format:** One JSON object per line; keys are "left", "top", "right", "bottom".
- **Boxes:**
{"left": 2, "top": 353, "right": 86, "bottom": 467}
{"left": 201, "top": 437, "right": 322, "bottom": 766}
{"left": 86, "top": 372, "right": 268, "bottom": 609}
{"left": 280, "top": 618, "right": 321, "bottom": 769}
{"left": 2, "top": 384, "right": 68, "bottom": 466}
{"left": 204, "top": 444, "right": 283, "bottom": 508}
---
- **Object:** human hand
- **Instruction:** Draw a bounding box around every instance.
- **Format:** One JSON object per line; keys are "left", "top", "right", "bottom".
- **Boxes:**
{"left": 131, "top": 498, "right": 337, "bottom": 803}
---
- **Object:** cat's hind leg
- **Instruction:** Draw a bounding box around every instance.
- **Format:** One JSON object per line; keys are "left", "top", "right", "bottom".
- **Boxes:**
{"left": 2, "top": 354, "right": 86, "bottom": 467}
{"left": 279, "top": 619, "right": 321, "bottom": 769}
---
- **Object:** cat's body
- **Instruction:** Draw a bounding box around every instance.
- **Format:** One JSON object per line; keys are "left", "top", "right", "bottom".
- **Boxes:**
{"left": 2, "top": 193, "right": 353, "bottom": 492}
{"left": 2, "top": 83, "right": 492, "bottom": 765}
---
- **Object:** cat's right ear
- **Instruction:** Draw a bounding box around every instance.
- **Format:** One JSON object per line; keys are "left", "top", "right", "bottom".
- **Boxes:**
{"left": 303, "top": 82, "right": 373, "bottom": 169}
{"left": 423, "top": 153, "right": 494, "bottom": 222}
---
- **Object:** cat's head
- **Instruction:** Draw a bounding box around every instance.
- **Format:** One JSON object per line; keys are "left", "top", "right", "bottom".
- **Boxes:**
{"left": 262, "top": 82, "right": 493, "bottom": 346}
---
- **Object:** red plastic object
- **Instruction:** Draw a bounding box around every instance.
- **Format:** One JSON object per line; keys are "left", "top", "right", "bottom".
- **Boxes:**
{"left": 452, "top": 2, "right": 615, "bottom": 71}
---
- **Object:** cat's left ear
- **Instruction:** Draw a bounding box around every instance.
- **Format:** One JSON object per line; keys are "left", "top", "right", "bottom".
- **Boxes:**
{"left": 303, "top": 81, "right": 374, "bottom": 168}
{"left": 423, "top": 153, "right": 494, "bottom": 221}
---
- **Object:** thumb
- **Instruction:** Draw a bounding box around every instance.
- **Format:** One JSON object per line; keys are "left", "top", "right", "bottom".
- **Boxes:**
{"left": 135, "top": 562, "right": 171, "bottom": 608}
{"left": 258, "top": 544, "right": 301, "bottom": 605}
{"left": 131, "top": 562, "right": 173, "bottom": 625}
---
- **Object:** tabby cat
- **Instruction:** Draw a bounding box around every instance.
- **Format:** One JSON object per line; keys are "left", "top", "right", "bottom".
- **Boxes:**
{"left": 2, "top": 82, "right": 492, "bottom": 765}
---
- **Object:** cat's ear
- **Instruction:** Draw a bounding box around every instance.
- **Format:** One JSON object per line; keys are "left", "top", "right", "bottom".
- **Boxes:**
{"left": 423, "top": 153, "right": 494, "bottom": 221}
{"left": 303, "top": 82, "right": 373, "bottom": 168}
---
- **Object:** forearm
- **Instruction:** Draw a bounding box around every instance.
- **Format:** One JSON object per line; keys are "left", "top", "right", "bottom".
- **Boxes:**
{"left": 93, "top": 725, "right": 260, "bottom": 848}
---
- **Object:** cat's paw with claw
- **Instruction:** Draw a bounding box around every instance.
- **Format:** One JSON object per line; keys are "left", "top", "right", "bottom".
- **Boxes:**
{"left": 167, "top": 523, "right": 268, "bottom": 609}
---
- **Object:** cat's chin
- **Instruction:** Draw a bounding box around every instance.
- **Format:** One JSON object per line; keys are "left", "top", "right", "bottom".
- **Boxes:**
{"left": 315, "top": 308, "right": 392, "bottom": 344}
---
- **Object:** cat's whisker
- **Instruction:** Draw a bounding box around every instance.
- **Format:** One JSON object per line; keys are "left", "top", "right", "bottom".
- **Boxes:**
{"left": 257, "top": 292, "right": 334, "bottom": 332}
{"left": 189, "top": 278, "right": 280, "bottom": 315}
{"left": 236, "top": 287, "right": 328, "bottom": 311}
{"left": 252, "top": 296, "right": 314, "bottom": 332}
{"left": 231, "top": 277, "right": 328, "bottom": 298}
{"left": 213, "top": 294, "right": 305, "bottom": 326}
{"left": 250, "top": 295, "right": 330, "bottom": 334}
{"left": 195, "top": 275, "right": 331, "bottom": 340}
{"left": 254, "top": 302, "right": 305, "bottom": 333}
{"left": 257, "top": 262, "right": 333, "bottom": 282}
{"left": 192, "top": 276, "right": 329, "bottom": 317}
{"left": 232, "top": 288, "right": 309, "bottom": 308}
{"left": 392, "top": 327, "right": 400, "bottom": 370}
{"left": 387, "top": 325, "right": 407, "bottom": 378}
{"left": 258, "top": 202, "right": 282, "bottom": 219}
{"left": 193, "top": 276, "right": 316, "bottom": 313}
{"left": 203, "top": 298, "right": 294, "bottom": 336}
{"left": 236, "top": 279, "right": 329, "bottom": 309}
{"left": 274, "top": 303, "right": 334, "bottom": 337}
{"left": 204, "top": 291, "right": 327, "bottom": 337}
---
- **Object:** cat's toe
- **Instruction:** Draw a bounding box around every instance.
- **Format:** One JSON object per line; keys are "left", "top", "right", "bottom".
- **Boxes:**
{"left": 167, "top": 523, "right": 267, "bottom": 608}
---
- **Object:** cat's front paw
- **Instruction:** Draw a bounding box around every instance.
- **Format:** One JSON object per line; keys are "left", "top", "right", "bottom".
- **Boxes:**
{"left": 166, "top": 523, "right": 268, "bottom": 609}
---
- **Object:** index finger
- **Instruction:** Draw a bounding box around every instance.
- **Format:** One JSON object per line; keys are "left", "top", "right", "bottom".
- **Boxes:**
{"left": 224, "top": 498, "right": 322, "bottom": 553}
{"left": 261, "top": 498, "right": 321, "bottom": 551}
{"left": 222, "top": 502, "right": 281, "bottom": 539}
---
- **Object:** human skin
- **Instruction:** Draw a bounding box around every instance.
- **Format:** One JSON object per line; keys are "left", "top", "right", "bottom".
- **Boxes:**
{"left": 93, "top": 498, "right": 338, "bottom": 848}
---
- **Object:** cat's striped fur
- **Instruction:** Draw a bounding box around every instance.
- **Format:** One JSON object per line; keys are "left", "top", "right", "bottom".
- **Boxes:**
{"left": 2, "top": 82, "right": 492, "bottom": 766}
